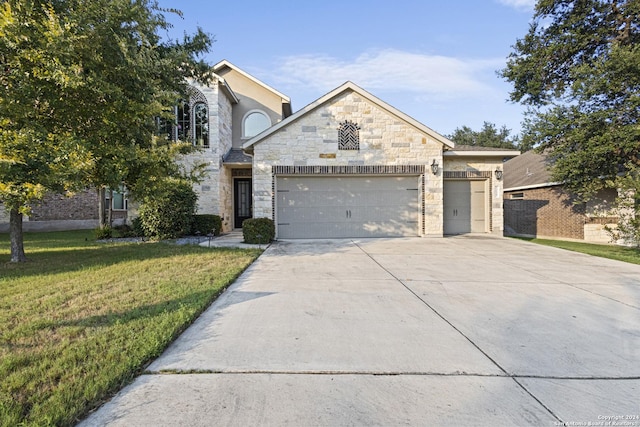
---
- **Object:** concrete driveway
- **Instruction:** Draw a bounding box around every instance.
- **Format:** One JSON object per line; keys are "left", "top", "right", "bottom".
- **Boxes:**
{"left": 80, "top": 236, "right": 640, "bottom": 426}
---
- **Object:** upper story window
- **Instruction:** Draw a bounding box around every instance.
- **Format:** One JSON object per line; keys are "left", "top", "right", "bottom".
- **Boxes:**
{"left": 338, "top": 120, "right": 360, "bottom": 150}
{"left": 193, "top": 102, "right": 209, "bottom": 147}
{"left": 243, "top": 110, "right": 271, "bottom": 138}
{"left": 156, "top": 87, "right": 209, "bottom": 147}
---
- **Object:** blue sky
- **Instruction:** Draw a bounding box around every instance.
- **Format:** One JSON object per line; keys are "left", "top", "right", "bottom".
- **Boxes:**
{"left": 159, "top": 0, "right": 536, "bottom": 137}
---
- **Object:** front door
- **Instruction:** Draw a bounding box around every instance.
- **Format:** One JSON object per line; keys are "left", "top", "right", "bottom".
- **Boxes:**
{"left": 234, "top": 178, "right": 252, "bottom": 228}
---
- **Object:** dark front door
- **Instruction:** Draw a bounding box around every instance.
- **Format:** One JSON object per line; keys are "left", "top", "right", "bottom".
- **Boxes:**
{"left": 234, "top": 178, "right": 252, "bottom": 228}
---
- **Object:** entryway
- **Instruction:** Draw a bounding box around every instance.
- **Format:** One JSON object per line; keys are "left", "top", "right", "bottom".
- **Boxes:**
{"left": 234, "top": 178, "right": 252, "bottom": 228}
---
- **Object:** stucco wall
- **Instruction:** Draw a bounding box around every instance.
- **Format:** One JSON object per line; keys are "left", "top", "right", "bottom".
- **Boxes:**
{"left": 215, "top": 67, "right": 284, "bottom": 149}
{"left": 251, "top": 90, "right": 444, "bottom": 236}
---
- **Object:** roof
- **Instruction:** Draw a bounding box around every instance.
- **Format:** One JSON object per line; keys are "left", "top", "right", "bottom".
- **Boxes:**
{"left": 444, "top": 144, "right": 520, "bottom": 158}
{"left": 213, "top": 60, "right": 291, "bottom": 103}
{"left": 223, "top": 148, "right": 252, "bottom": 165}
{"left": 243, "top": 81, "right": 455, "bottom": 150}
{"left": 503, "top": 150, "right": 559, "bottom": 191}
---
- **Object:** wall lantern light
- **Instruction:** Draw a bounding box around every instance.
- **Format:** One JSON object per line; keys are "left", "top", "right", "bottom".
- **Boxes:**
{"left": 431, "top": 159, "right": 439, "bottom": 175}
{"left": 495, "top": 167, "right": 503, "bottom": 180}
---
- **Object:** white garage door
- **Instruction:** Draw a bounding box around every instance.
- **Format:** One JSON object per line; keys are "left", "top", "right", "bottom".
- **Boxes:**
{"left": 276, "top": 176, "right": 420, "bottom": 238}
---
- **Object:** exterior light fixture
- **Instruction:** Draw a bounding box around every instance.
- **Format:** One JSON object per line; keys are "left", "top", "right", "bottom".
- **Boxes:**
{"left": 431, "top": 159, "right": 439, "bottom": 175}
{"left": 495, "top": 167, "right": 503, "bottom": 180}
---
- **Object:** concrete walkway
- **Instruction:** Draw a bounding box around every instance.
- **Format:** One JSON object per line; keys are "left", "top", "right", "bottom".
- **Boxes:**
{"left": 80, "top": 236, "right": 640, "bottom": 426}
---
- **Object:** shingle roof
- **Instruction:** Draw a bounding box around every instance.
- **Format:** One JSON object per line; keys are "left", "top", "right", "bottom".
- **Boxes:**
{"left": 503, "top": 150, "right": 557, "bottom": 190}
{"left": 223, "top": 149, "right": 252, "bottom": 164}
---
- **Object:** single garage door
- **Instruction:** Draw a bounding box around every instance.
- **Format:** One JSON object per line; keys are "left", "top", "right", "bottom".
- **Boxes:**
{"left": 276, "top": 176, "right": 420, "bottom": 238}
{"left": 443, "top": 180, "right": 487, "bottom": 234}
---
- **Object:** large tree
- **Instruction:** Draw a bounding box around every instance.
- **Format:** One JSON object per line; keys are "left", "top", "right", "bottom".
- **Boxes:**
{"left": 0, "top": 1, "right": 92, "bottom": 262}
{"left": 500, "top": 0, "right": 640, "bottom": 201}
{"left": 447, "top": 121, "right": 522, "bottom": 150}
{"left": 0, "top": 0, "right": 212, "bottom": 262}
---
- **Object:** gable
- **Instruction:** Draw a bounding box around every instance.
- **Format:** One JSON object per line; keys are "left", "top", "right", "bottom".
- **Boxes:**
{"left": 244, "top": 82, "right": 454, "bottom": 152}
{"left": 250, "top": 88, "right": 444, "bottom": 165}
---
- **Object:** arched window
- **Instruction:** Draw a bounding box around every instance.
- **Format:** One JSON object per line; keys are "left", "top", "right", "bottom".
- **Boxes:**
{"left": 176, "top": 100, "right": 190, "bottom": 142}
{"left": 155, "top": 87, "right": 209, "bottom": 148}
{"left": 193, "top": 102, "right": 209, "bottom": 147}
{"left": 243, "top": 110, "right": 271, "bottom": 138}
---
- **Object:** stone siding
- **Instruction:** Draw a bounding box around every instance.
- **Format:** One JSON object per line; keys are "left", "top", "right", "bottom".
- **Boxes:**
{"left": 252, "top": 90, "right": 443, "bottom": 236}
{"left": 184, "top": 81, "right": 224, "bottom": 217}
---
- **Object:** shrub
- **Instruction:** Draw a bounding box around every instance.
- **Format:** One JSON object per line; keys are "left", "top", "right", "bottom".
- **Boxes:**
{"left": 138, "top": 179, "right": 198, "bottom": 240}
{"left": 242, "top": 217, "right": 275, "bottom": 244}
{"left": 131, "top": 216, "right": 145, "bottom": 237}
{"left": 113, "top": 224, "right": 138, "bottom": 238}
{"left": 94, "top": 226, "right": 113, "bottom": 240}
{"left": 191, "top": 214, "right": 222, "bottom": 236}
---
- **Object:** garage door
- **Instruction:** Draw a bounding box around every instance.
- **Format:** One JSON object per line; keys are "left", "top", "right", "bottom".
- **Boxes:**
{"left": 443, "top": 180, "right": 487, "bottom": 234}
{"left": 276, "top": 176, "right": 420, "bottom": 238}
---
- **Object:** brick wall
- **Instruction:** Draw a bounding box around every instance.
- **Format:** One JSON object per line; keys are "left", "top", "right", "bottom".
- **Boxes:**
{"left": 30, "top": 190, "right": 98, "bottom": 221}
{"left": 504, "top": 185, "right": 585, "bottom": 239}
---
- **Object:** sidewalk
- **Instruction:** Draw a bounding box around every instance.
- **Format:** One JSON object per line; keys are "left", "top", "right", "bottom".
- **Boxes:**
{"left": 196, "top": 231, "right": 268, "bottom": 249}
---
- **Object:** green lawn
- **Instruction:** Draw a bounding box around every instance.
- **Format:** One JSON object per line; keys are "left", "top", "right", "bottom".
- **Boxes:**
{"left": 0, "top": 230, "right": 262, "bottom": 427}
{"left": 514, "top": 237, "right": 640, "bottom": 265}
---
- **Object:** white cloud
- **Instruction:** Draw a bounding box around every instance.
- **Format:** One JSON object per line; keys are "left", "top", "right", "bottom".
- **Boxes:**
{"left": 268, "top": 49, "right": 503, "bottom": 101}
{"left": 496, "top": 0, "right": 536, "bottom": 11}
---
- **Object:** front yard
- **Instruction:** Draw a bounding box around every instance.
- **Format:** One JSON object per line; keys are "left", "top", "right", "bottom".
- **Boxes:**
{"left": 517, "top": 237, "right": 640, "bottom": 265}
{"left": 0, "top": 230, "right": 261, "bottom": 426}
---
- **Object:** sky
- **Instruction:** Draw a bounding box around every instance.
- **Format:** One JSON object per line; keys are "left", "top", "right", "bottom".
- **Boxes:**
{"left": 158, "top": 0, "right": 537, "bottom": 137}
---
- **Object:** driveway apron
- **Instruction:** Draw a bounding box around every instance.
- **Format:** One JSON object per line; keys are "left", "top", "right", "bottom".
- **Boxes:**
{"left": 80, "top": 236, "right": 640, "bottom": 426}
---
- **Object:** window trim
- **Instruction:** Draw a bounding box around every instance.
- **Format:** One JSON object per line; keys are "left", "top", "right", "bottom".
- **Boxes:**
{"left": 242, "top": 109, "right": 271, "bottom": 139}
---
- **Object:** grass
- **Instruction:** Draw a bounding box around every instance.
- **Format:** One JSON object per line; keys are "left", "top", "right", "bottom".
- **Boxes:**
{"left": 0, "top": 230, "right": 262, "bottom": 426}
{"left": 514, "top": 237, "right": 640, "bottom": 265}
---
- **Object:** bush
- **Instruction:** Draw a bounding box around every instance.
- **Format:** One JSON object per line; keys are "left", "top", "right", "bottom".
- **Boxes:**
{"left": 131, "top": 216, "right": 145, "bottom": 237}
{"left": 191, "top": 214, "right": 222, "bottom": 236}
{"left": 94, "top": 226, "right": 113, "bottom": 240}
{"left": 138, "top": 179, "right": 198, "bottom": 240}
{"left": 113, "top": 224, "right": 138, "bottom": 238}
{"left": 242, "top": 217, "right": 275, "bottom": 244}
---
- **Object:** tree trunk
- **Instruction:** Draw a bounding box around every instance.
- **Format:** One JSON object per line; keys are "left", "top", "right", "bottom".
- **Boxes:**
{"left": 9, "top": 208, "right": 27, "bottom": 263}
{"left": 98, "top": 187, "right": 106, "bottom": 227}
{"left": 108, "top": 189, "right": 113, "bottom": 227}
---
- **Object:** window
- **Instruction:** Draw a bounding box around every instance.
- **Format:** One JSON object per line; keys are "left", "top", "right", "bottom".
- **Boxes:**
{"left": 106, "top": 187, "right": 128, "bottom": 210}
{"left": 510, "top": 192, "right": 524, "bottom": 200}
{"left": 193, "top": 102, "right": 209, "bottom": 147}
{"left": 243, "top": 111, "right": 271, "bottom": 138}
{"left": 155, "top": 87, "right": 209, "bottom": 147}
{"left": 177, "top": 101, "right": 190, "bottom": 142}
{"left": 338, "top": 120, "right": 360, "bottom": 150}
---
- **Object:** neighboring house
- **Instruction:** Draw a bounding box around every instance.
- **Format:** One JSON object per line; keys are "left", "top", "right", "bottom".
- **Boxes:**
{"left": 503, "top": 150, "right": 619, "bottom": 243}
{"left": 1, "top": 60, "right": 520, "bottom": 237}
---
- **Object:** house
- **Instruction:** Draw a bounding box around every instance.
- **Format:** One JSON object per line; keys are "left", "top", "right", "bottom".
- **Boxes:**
{"left": 503, "top": 150, "right": 619, "bottom": 243}
{"left": 1, "top": 60, "right": 519, "bottom": 237}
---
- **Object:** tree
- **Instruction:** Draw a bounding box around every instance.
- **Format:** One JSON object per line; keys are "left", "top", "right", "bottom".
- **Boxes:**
{"left": 0, "top": 1, "right": 92, "bottom": 262}
{"left": 0, "top": 0, "right": 213, "bottom": 261}
{"left": 448, "top": 122, "right": 522, "bottom": 150}
{"left": 500, "top": 0, "right": 640, "bottom": 202}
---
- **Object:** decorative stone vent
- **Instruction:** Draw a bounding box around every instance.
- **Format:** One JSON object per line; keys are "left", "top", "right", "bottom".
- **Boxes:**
{"left": 338, "top": 120, "right": 360, "bottom": 150}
